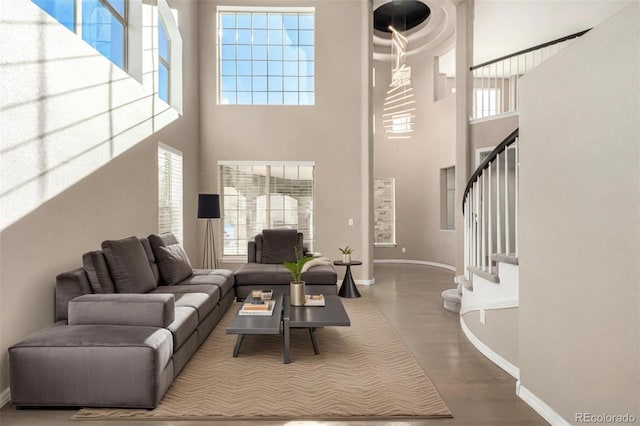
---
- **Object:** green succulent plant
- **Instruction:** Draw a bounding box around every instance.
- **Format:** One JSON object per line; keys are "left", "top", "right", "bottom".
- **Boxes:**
{"left": 283, "top": 246, "right": 313, "bottom": 283}
{"left": 339, "top": 246, "right": 353, "bottom": 254}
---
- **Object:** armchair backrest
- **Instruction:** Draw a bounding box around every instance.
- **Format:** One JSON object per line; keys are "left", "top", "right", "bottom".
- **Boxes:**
{"left": 247, "top": 229, "right": 304, "bottom": 264}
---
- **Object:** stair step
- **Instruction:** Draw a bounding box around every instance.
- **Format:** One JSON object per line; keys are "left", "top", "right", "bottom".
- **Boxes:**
{"left": 490, "top": 253, "right": 519, "bottom": 265}
{"left": 441, "top": 289, "right": 461, "bottom": 313}
{"left": 467, "top": 266, "right": 500, "bottom": 284}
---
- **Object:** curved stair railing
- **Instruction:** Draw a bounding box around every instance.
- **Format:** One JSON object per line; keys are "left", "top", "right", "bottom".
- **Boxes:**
{"left": 471, "top": 29, "right": 591, "bottom": 120}
{"left": 462, "top": 128, "right": 519, "bottom": 285}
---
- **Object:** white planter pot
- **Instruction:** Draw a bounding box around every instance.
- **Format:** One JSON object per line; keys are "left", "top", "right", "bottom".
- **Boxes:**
{"left": 342, "top": 253, "right": 351, "bottom": 264}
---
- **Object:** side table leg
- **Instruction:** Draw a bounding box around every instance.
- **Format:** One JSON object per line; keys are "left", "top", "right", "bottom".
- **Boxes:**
{"left": 232, "top": 334, "right": 245, "bottom": 357}
{"left": 338, "top": 265, "right": 362, "bottom": 298}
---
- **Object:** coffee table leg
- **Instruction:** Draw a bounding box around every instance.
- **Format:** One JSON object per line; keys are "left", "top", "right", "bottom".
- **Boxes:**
{"left": 232, "top": 334, "right": 245, "bottom": 357}
{"left": 283, "top": 317, "right": 290, "bottom": 364}
{"left": 309, "top": 328, "right": 320, "bottom": 354}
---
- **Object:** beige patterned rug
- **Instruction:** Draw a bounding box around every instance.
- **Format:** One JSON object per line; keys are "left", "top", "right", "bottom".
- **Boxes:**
{"left": 74, "top": 297, "right": 452, "bottom": 421}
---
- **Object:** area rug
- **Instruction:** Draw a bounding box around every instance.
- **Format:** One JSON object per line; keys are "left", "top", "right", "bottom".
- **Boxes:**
{"left": 74, "top": 297, "right": 452, "bottom": 421}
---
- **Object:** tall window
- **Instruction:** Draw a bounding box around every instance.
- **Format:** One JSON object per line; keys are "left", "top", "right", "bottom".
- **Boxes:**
{"left": 32, "top": 0, "right": 127, "bottom": 70}
{"left": 158, "top": 17, "right": 170, "bottom": 103}
{"left": 219, "top": 162, "right": 314, "bottom": 257}
{"left": 158, "top": 143, "right": 183, "bottom": 242}
{"left": 374, "top": 178, "right": 396, "bottom": 246}
{"left": 474, "top": 88, "right": 501, "bottom": 119}
{"left": 218, "top": 7, "right": 315, "bottom": 105}
{"left": 440, "top": 166, "right": 455, "bottom": 230}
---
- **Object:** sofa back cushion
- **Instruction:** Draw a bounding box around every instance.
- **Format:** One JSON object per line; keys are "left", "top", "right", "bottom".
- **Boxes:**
{"left": 140, "top": 238, "right": 161, "bottom": 285}
{"left": 260, "top": 229, "right": 304, "bottom": 264}
{"left": 82, "top": 251, "right": 115, "bottom": 294}
{"left": 101, "top": 237, "right": 157, "bottom": 293}
{"left": 55, "top": 268, "right": 93, "bottom": 322}
{"left": 148, "top": 233, "right": 193, "bottom": 285}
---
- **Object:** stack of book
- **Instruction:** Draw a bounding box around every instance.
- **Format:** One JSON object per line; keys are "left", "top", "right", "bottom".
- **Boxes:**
{"left": 304, "top": 294, "right": 326, "bottom": 307}
{"left": 239, "top": 299, "right": 276, "bottom": 316}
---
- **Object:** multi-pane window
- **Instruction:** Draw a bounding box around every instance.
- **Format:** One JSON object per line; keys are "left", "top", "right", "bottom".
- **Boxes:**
{"left": 374, "top": 178, "right": 396, "bottom": 246}
{"left": 158, "top": 17, "right": 170, "bottom": 103}
{"left": 32, "top": 0, "right": 126, "bottom": 70}
{"left": 82, "top": 0, "right": 126, "bottom": 69}
{"left": 219, "top": 162, "right": 315, "bottom": 257}
{"left": 158, "top": 143, "right": 183, "bottom": 243}
{"left": 218, "top": 7, "right": 315, "bottom": 105}
{"left": 474, "top": 88, "right": 501, "bottom": 119}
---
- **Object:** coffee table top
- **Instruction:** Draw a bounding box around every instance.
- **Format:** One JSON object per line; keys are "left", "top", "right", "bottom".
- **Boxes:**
{"left": 284, "top": 295, "right": 351, "bottom": 328}
{"left": 226, "top": 293, "right": 284, "bottom": 335}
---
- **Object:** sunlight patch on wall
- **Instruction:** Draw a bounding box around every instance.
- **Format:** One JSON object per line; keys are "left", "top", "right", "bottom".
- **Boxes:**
{"left": 0, "top": 0, "right": 178, "bottom": 230}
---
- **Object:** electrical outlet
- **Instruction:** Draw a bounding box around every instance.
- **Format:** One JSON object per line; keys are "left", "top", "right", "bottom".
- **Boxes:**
{"left": 348, "top": 218, "right": 354, "bottom": 226}
{"left": 401, "top": 247, "right": 406, "bottom": 253}
{"left": 480, "top": 309, "right": 486, "bottom": 325}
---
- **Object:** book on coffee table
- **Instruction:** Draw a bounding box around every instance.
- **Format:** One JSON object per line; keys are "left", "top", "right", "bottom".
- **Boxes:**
{"left": 304, "top": 294, "right": 325, "bottom": 307}
{"left": 239, "top": 300, "right": 276, "bottom": 316}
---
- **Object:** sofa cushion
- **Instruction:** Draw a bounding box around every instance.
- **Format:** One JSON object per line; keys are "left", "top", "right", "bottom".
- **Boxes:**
{"left": 235, "top": 263, "right": 337, "bottom": 286}
{"left": 184, "top": 270, "right": 235, "bottom": 297}
{"left": 156, "top": 244, "right": 193, "bottom": 285}
{"left": 172, "top": 293, "right": 215, "bottom": 323}
{"left": 82, "top": 251, "right": 115, "bottom": 294}
{"left": 261, "top": 229, "right": 303, "bottom": 264}
{"left": 167, "top": 307, "right": 199, "bottom": 349}
{"left": 140, "top": 238, "right": 161, "bottom": 285}
{"left": 101, "top": 237, "right": 157, "bottom": 294}
{"left": 68, "top": 294, "right": 175, "bottom": 328}
{"left": 152, "top": 284, "right": 220, "bottom": 300}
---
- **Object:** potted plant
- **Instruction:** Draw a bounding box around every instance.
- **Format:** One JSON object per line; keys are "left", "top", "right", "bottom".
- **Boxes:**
{"left": 339, "top": 246, "right": 353, "bottom": 264}
{"left": 283, "top": 246, "right": 313, "bottom": 306}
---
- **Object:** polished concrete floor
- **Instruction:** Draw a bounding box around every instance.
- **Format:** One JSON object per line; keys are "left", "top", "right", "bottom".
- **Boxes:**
{"left": 0, "top": 264, "right": 546, "bottom": 425}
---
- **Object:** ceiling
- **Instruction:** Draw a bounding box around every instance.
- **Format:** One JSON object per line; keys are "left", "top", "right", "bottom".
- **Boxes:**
{"left": 373, "top": 0, "right": 633, "bottom": 67}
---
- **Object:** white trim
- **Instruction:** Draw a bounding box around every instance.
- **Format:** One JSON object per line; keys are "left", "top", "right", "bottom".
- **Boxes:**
{"left": 469, "top": 110, "right": 519, "bottom": 125}
{"left": 459, "top": 297, "right": 518, "bottom": 316}
{"left": 158, "top": 141, "right": 182, "bottom": 156}
{"left": 1, "top": 387, "right": 10, "bottom": 407}
{"left": 337, "top": 279, "right": 376, "bottom": 286}
{"left": 374, "top": 242, "right": 397, "bottom": 248}
{"left": 374, "top": 259, "right": 456, "bottom": 272}
{"left": 516, "top": 381, "right": 572, "bottom": 426}
{"left": 460, "top": 317, "right": 520, "bottom": 379}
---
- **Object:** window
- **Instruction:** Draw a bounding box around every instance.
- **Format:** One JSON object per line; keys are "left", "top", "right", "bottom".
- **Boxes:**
{"left": 158, "top": 16, "right": 170, "bottom": 103}
{"left": 374, "top": 178, "right": 396, "bottom": 246}
{"left": 82, "top": 0, "right": 127, "bottom": 69}
{"left": 219, "top": 162, "right": 315, "bottom": 257}
{"left": 158, "top": 143, "right": 183, "bottom": 242}
{"left": 32, "top": 0, "right": 127, "bottom": 70}
{"left": 440, "top": 167, "right": 455, "bottom": 230}
{"left": 474, "top": 88, "right": 501, "bottom": 119}
{"left": 218, "top": 7, "right": 315, "bottom": 105}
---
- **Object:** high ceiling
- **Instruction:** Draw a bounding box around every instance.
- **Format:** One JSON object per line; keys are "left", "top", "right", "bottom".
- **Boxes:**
{"left": 373, "top": 0, "right": 633, "bottom": 67}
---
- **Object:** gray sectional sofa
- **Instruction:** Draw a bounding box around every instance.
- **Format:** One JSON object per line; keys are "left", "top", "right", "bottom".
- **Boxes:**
{"left": 9, "top": 233, "right": 234, "bottom": 409}
{"left": 234, "top": 229, "right": 338, "bottom": 299}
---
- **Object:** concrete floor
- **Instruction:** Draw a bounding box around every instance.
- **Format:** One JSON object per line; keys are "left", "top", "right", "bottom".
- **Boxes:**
{"left": 0, "top": 263, "right": 547, "bottom": 425}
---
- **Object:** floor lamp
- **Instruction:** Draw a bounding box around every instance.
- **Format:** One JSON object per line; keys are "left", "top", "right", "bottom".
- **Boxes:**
{"left": 198, "top": 194, "right": 220, "bottom": 269}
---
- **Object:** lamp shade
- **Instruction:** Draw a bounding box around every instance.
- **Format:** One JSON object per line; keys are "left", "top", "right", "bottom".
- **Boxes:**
{"left": 197, "top": 194, "right": 221, "bottom": 219}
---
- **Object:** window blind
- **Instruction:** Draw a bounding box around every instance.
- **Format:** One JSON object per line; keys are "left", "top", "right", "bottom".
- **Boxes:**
{"left": 158, "top": 144, "right": 183, "bottom": 242}
{"left": 219, "top": 162, "right": 314, "bottom": 257}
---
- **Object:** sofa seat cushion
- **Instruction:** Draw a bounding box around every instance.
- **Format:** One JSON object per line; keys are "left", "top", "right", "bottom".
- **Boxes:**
{"left": 181, "top": 270, "right": 235, "bottom": 297}
{"left": 172, "top": 293, "right": 215, "bottom": 323}
{"left": 101, "top": 237, "right": 157, "bottom": 293}
{"left": 10, "top": 323, "right": 173, "bottom": 375}
{"left": 166, "top": 307, "right": 198, "bottom": 349}
{"left": 151, "top": 284, "right": 220, "bottom": 302}
{"left": 235, "top": 263, "right": 337, "bottom": 286}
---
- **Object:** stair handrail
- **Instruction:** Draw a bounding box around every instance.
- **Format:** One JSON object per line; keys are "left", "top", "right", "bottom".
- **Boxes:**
{"left": 470, "top": 29, "right": 591, "bottom": 71}
{"left": 462, "top": 128, "right": 519, "bottom": 213}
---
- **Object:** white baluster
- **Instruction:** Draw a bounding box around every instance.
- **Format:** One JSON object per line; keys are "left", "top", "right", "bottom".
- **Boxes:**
{"left": 481, "top": 172, "right": 487, "bottom": 271}
{"left": 475, "top": 182, "right": 480, "bottom": 267}
{"left": 515, "top": 138, "right": 520, "bottom": 257}
{"left": 497, "top": 152, "right": 502, "bottom": 254}
{"left": 488, "top": 162, "right": 493, "bottom": 272}
{"left": 505, "top": 147, "right": 511, "bottom": 255}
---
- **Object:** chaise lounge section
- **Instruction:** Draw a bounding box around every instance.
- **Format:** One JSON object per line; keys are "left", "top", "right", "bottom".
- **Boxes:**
{"left": 234, "top": 229, "right": 338, "bottom": 299}
{"left": 8, "top": 233, "right": 234, "bottom": 409}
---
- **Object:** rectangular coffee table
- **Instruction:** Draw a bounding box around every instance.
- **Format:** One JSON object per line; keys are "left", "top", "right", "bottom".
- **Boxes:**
{"left": 283, "top": 295, "right": 351, "bottom": 364}
{"left": 226, "top": 293, "right": 284, "bottom": 358}
{"left": 226, "top": 293, "right": 351, "bottom": 364}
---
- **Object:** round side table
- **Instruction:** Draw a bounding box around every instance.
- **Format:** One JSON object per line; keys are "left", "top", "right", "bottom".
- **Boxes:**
{"left": 334, "top": 260, "right": 362, "bottom": 298}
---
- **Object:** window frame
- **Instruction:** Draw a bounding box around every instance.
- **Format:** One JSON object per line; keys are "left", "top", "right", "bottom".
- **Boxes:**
{"left": 440, "top": 166, "right": 455, "bottom": 231}
{"left": 216, "top": 6, "right": 316, "bottom": 106}
{"left": 374, "top": 178, "right": 397, "bottom": 247}
{"left": 158, "top": 142, "right": 183, "bottom": 243}
{"left": 218, "top": 160, "right": 315, "bottom": 261}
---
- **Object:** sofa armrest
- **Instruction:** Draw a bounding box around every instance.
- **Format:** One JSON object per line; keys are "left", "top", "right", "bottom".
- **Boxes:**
{"left": 68, "top": 294, "right": 175, "bottom": 328}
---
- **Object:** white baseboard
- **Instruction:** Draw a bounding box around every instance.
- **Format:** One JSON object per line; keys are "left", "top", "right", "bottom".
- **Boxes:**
{"left": 460, "top": 317, "right": 520, "bottom": 379}
{"left": 516, "top": 381, "right": 571, "bottom": 426}
{"left": 374, "top": 259, "right": 456, "bottom": 272}
{"left": 337, "top": 279, "right": 376, "bottom": 286}
{"left": 1, "top": 387, "right": 10, "bottom": 407}
{"left": 460, "top": 298, "right": 519, "bottom": 316}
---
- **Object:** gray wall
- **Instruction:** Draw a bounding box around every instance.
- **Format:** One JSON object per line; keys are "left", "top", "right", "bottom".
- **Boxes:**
{"left": 471, "top": 114, "right": 519, "bottom": 154}
{"left": 197, "top": 0, "right": 373, "bottom": 280}
{"left": 373, "top": 53, "right": 456, "bottom": 266}
{"left": 518, "top": 3, "right": 639, "bottom": 420}
{"left": 463, "top": 308, "right": 518, "bottom": 367}
{"left": 0, "top": 0, "right": 202, "bottom": 392}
